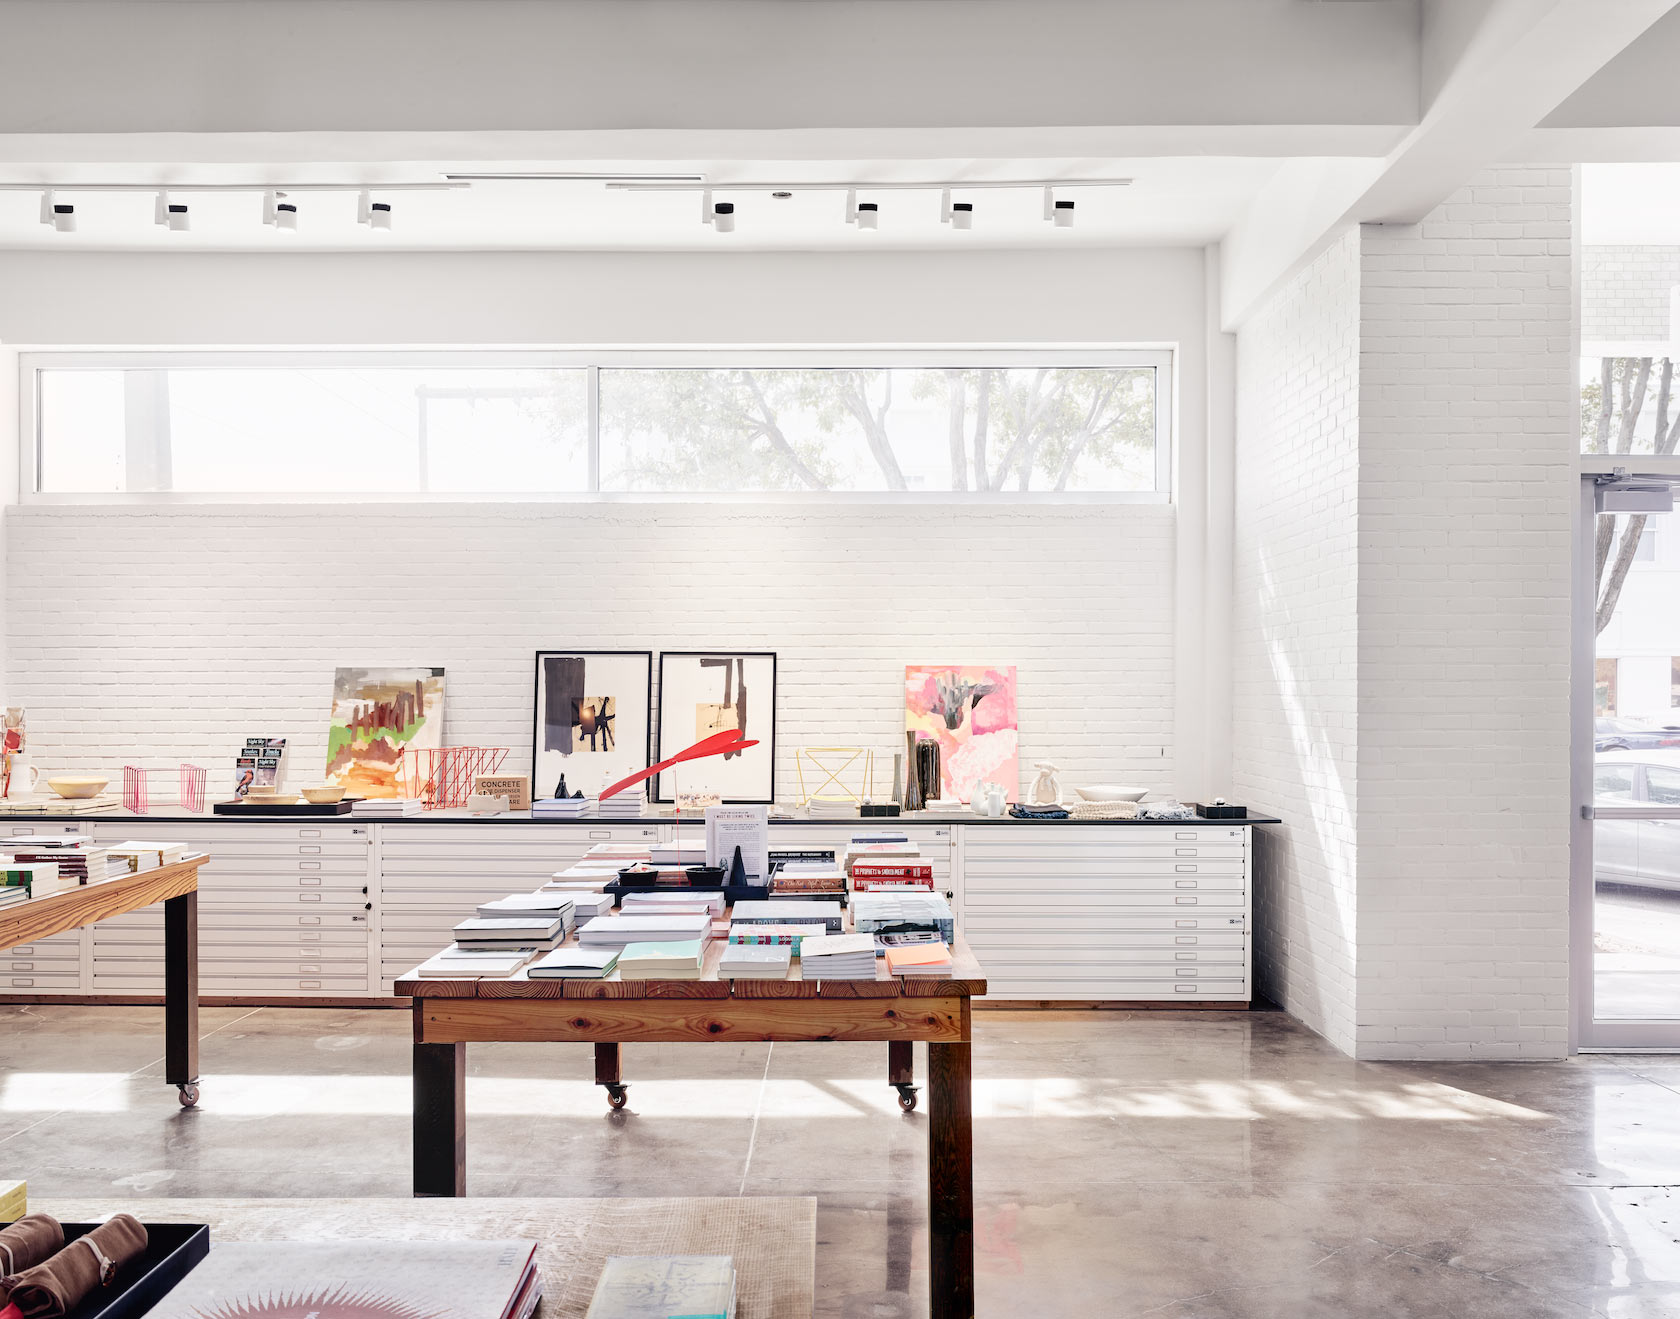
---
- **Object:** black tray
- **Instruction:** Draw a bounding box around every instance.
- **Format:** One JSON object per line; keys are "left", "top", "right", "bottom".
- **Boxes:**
{"left": 1193, "top": 802, "right": 1249, "bottom": 819}
{"left": 213, "top": 799, "right": 359, "bottom": 816}
{"left": 605, "top": 881, "right": 771, "bottom": 908}
{"left": 17, "top": 1221, "right": 211, "bottom": 1319}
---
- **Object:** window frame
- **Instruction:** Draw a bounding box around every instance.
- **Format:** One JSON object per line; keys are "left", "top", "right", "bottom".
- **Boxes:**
{"left": 18, "top": 347, "right": 1175, "bottom": 505}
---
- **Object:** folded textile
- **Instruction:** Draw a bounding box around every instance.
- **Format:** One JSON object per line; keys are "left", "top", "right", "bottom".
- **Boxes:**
{"left": 1, "top": 1214, "right": 147, "bottom": 1318}
{"left": 1139, "top": 800, "right": 1195, "bottom": 820}
{"left": 1007, "top": 804, "right": 1069, "bottom": 819}
{"left": 1067, "top": 800, "right": 1139, "bottom": 819}
{"left": 0, "top": 1217, "right": 63, "bottom": 1286}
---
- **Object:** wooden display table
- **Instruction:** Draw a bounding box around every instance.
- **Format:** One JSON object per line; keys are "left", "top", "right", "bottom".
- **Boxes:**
{"left": 395, "top": 934, "right": 986, "bottom": 1319}
{"left": 0, "top": 855, "right": 206, "bottom": 1105}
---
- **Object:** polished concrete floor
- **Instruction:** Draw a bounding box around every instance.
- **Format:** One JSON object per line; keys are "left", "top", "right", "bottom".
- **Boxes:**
{"left": 3, "top": 1004, "right": 1680, "bottom": 1317}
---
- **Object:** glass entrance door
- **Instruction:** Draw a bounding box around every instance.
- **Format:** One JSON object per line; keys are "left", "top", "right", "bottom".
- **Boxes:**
{"left": 1578, "top": 476, "right": 1680, "bottom": 1046}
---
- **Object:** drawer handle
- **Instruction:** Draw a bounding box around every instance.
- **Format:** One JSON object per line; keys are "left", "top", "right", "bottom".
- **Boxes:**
{"left": 299, "top": 845, "right": 321, "bottom": 855}
{"left": 1174, "top": 897, "right": 1199, "bottom": 905}
{"left": 299, "top": 877, "right": 321, "bottom": 887}
{"left": 1175, "top": 865, "right": 1198, "bottom": 873}
{"left": 589, "top": 830, "right": 611, "bottom": 839}
{"left": 299, "top": 893, "right": 322, "bottom": 903}
{"left": 1175, "top": 832, "right": 1197, "bottom": 840}
{"left": 301, "top": 933, "right": 321, "bottom": 942}
{"left": 299, "top": 964, "right": 321, "bottom": 974}
{"left": 10, "top": 962, "right": 32, "bottom": 971}
{"left": 1175, "top": 983, "right": 1197, "bottom": 992}
{"left": 300, "top": 828, "right": 322, "bottom": 839}
{"left": 299, "top": 916, "right": 321, "bottom": 925}
{"left": 1175, "top": 880, "right": 1198, "bottom": 889}
{"left": 12, "top": 945, "right": 33, "bottom": 955}
{"left": 1176, "top": 968, "right": 1199, "bottom": 977}
{"left": 299, "top": 980, "right": 322, "bottom": 990}
{"left": 1175, "top": 848, "right": 1197, "bottom": 857}
{"left": 10, "top": 978, "right": 33, "bottom": 987}
{"left": 1175, "top": 936, "right": 1198, "bottom": 944}
{"left": 299, "top": 861, "right": 322, "bottom": 871}
{"left": 1174, "top": 920, "right": 1198, "bottom": 928}
{"left": 1176, "top": 952, "right": 1196, "bottom": 961}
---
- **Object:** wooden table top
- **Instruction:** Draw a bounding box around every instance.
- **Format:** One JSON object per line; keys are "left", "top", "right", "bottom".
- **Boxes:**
{"left": 0, "top": 854, "right": 206, "bottom": 950}
{"left": 395, "top": 918, "right": 986, "bottom": 1002}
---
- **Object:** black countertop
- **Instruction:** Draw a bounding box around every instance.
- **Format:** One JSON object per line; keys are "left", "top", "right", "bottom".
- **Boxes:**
{"left": 1, "top": 807, "right": 1281, "bottom": 827}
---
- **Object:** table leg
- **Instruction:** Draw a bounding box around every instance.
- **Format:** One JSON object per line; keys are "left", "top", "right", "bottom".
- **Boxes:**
{"left": 889, "top": 1039, "right": 918, "bottom": 1111}
{"left": 927, "top": 1038, "right": 974, "bottom": 1319}
{"left": 595, "top": 1043, "right": 628, "bottom": 1110}
{"left": 163, "top": 890, "right": 199, "bottom": 1107}
{"left": 414, "top": 1018, "right": 466, "bottom": 1197}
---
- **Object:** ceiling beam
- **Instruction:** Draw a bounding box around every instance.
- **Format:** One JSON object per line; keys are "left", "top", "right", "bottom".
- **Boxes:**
{"left": 1221, "top": 0, "right": 1680, "bottom": 329}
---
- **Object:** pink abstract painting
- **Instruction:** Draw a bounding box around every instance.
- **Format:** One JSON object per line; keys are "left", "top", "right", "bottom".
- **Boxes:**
{"left": 904, "top": 664, "right": 1019, "bottom": 803}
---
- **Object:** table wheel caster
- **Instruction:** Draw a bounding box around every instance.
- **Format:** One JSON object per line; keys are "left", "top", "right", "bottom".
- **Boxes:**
{"left": 895, "top": 1085, "right": 918, "bottom": 1113}
{"left": 177, "top": 1083, "right": 200, "bottom": 1108}
{"left": 604, "top": 1084, "right": 628, "bottom": 1111}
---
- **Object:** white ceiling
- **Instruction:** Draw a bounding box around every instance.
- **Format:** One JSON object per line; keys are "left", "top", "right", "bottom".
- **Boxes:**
{"left": 0, "top": 157, "right": 1288, "bottom": 252}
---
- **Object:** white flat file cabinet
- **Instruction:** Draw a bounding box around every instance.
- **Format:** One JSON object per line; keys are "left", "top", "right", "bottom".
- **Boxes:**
{"left": 1, "top": 816, "right": 1261, "bottom": 1005}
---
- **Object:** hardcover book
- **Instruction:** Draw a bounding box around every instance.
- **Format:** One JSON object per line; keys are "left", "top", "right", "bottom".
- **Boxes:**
{"left": 584, "top": 1255, "right": 735, "bottom": 1319}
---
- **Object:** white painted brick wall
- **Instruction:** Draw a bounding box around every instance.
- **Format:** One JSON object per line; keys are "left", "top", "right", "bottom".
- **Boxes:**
{"left": 1581, "top": 244, "right": 1679, "bottom": 343}
{"left": 3, "top": 503, "right": 1176, "bottom": 803}
{"left": 1356, "top": 167, "right": 1574, "bottom": 1060}
{"left": 1232, "top": 229, "right": 1362, "bottom": 1056}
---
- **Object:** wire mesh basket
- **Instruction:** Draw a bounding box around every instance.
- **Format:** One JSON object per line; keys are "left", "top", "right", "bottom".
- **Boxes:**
{"left": 399, "top": 747, "right": 510, "bottom": 810}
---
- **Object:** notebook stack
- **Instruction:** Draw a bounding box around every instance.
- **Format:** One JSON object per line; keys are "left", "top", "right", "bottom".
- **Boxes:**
{"left": 476, "top": 891, "right": 577, "bottom": 932}
{"left": 7, "top": 837, "right": 114, "bottom": 883}
{"left": 730, "top": 899, "right": 846, "bottom": 933}
{"left": 528, "top": 946, "right": 620, "bottom": 979}
{"left": 798, "top": 933, "right": 879, "bottom": 979}
{"left": 415, "top": 945, "right": 541, "bottom": 979}
{"left": 1, "top": 861, "right": 72, "bottom": 899}
{"left": 584, "top": 1256, "right": 734, "bottom": 1319}
{"left": 352, "top": 798, "right": 423, "bottom": 817}
{"left": 452, "top": 914, "right": 568, "bottom": 952}
{"left": 617, "top": 939, "right": 706, "bottom": 980}
{"left": 718, "top": 942, "right": 793, "bottom": 980}
{"left": 0, "top": 885, "right": 25, "bottom": 911}
{"left": 531, "top": 795, "right": 594, "bottom": 819}
{"left": 596, "top": 792, "right": 646, "bottom": 820}
{"left": 107, "top": 840, "right": 190, "bottom": 873}
{"left": 885, "top": 942, "right": 953, "bottom": 977}
{"left": 577, "top": 911, "right": 713, "bottom": 950}
{"left": 805, "top": 796, "right": 857, "bottom": 819}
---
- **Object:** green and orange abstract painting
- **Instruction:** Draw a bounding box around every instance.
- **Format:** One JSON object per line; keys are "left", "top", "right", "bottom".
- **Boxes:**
{"left": 325, "top": 666, "right": 445, "bottom": 798}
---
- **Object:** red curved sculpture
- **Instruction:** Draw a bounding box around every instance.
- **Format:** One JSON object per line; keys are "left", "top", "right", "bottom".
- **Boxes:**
{"left": 597, "top": 729, "right": 761, "bottom": 801}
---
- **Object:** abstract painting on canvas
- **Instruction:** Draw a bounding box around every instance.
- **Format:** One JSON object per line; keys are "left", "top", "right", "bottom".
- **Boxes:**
{"left": 904, "top": 664, "right": 1018, "bottom": 803}
{"left": 532, "top": 651, "right": 651, "bottom": 798}
{"left": 325, "top": 667, "right": 445, "bottom": 798}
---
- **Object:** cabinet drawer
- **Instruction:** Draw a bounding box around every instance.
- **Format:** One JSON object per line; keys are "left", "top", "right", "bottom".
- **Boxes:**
{"left": 963, "top": 861, "right": 1246, "bottom": 886}
{"left": 965, "top": 926, "right": 1247, "bottom": 951}
{"left": 380, "top": 825, "right": 658, "bottom": 847}
{"left": 965, "top": 888, "right": 1247, "bottom": 910}
{"left": 987, "top": 975, "right": 1248, "bottom": 1000}
{"left": 202, "top": 955, "right": 369, "bottom": 975}
{"left": 972, "top": 946, "right": 1245, "bottom": 969}
{"left": 4, "top": 973, "right": 81, "bottom": 990}
{"left": 201, "top": 974, "right": 370, "bottom": 995}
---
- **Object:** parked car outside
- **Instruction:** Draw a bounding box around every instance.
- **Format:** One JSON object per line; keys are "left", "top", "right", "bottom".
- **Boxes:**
{"left": 1595, "top": 749, "right": 1680, "bottom": 891}
{"left": 1595, "top": 716, "right": 1680, "bottom": 752}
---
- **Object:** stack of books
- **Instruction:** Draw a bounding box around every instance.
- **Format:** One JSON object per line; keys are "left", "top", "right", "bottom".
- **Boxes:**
{"left": 718, "top": 942, "right": 793, "bottom": 979}
{"left": 414, "top": 945, "right": 541, "bottom": 979}
{"left": 617, "top": 939, "right": 706, "bottom": 980}
{"left": 885, "top": 942, "right": 953, "bottom": 977}
{"left": 596, "top": 792, "right": 646, "bottom": 820}
{"left": 805, "top": 796, "right": 857, "bottom": 819}
{"left": 561, "top": 891, "right": 615, "bottom": 927}
{"left": 577, "top": 912, "right": 712, "bottom": 950}
{"left": 107, "top": 840, "right": 190, "bottom": 873}
{"left": 621, "top": 890, "right": 725, "bottom": 917}
{"left": 528, "top": 947, "right": 620, "bottom": 979}
{"left": 352, "top": 798, "right": 423, "bottom": 817}
{"left": 798, "top": 933, "right": 879, "bottom": 979}
{"left": 1, "top": 860, "right": 72, "bottom": 899}
{"left": 584, "top": 1256, "right": 734, "bottom": 1319}
{"left": 545, "top": 864, "right": 621, "bottom": 890}
{"left": 452, "top": 914, "right": 568, "bottom": 952}
{"left": 730, "top": 899, "right": 845, "bottom": 933}
{"left": 0, "top": 885, "right": 25, "bottom": 912}
{"left": 532, "top": 795, "right": 594, "bottom": 819}
{"left": 7, "top": 837, "right": 116, "bottom": 883}
{"left": 584, "top": 843, "right": 654, "bottom": 863}
{"left": 851, "top": 892, "right": 955, "bottom": 943}
{"left": 771, "top": 859, "right": 848, "bottom": 899}
{"left": 476, "top": 892, "right": 577, "bottom": 932}
{"left": 726, "top": 922, "right": 818, "bottom": 952}
{"left": 647, "top": 841, "right": 707, "bottom": 868}
{"left": 849, "top": 858, "right": 935, "bottom": 892}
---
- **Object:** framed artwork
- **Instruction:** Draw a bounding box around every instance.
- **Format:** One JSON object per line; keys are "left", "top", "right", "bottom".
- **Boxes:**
{"left": 655, "top": 651, "right": 777, "bottom": 803}
{"left": 905, "top": 664, "right": 1018, "bottom": 803}
{"left": 532, "top": 651, "right": 653, "bottom": 799}
{"left": 326, "top": 667, "right": 446, "bottom": 798}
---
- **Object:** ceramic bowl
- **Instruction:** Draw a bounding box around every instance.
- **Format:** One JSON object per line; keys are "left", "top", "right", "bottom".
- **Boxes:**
{"left": 301, "top": 786, "right": 346, "bottom": 804}
{"left": 46, "top": 775, "right": 108, "bottom": 799}
{"left": 617, "top": 865, "right": 659, "bottom": 889}
{"left": 685, "top": 865, "right": 727, "bottom": 886}
{"left": 246, "top": 784, "right": 279, "bottom": 798}
{"left": 1075, "top": 785, "right": 1150, "bottom": 803}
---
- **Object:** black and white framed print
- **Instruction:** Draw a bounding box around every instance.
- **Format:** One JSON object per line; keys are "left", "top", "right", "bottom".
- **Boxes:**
{"left": 655, "top": 651, "right": 777, "bottom": 803}
{"left": 532, "top": 650, "right": 652, "bottom": 799}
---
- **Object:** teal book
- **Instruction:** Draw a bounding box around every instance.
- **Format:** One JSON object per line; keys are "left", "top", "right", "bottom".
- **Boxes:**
{"left": 584, "top": 1255, "right": 735, "bottom": 1319}
{"left": 616, "top": 939, "right": 707, "bottom": 979}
